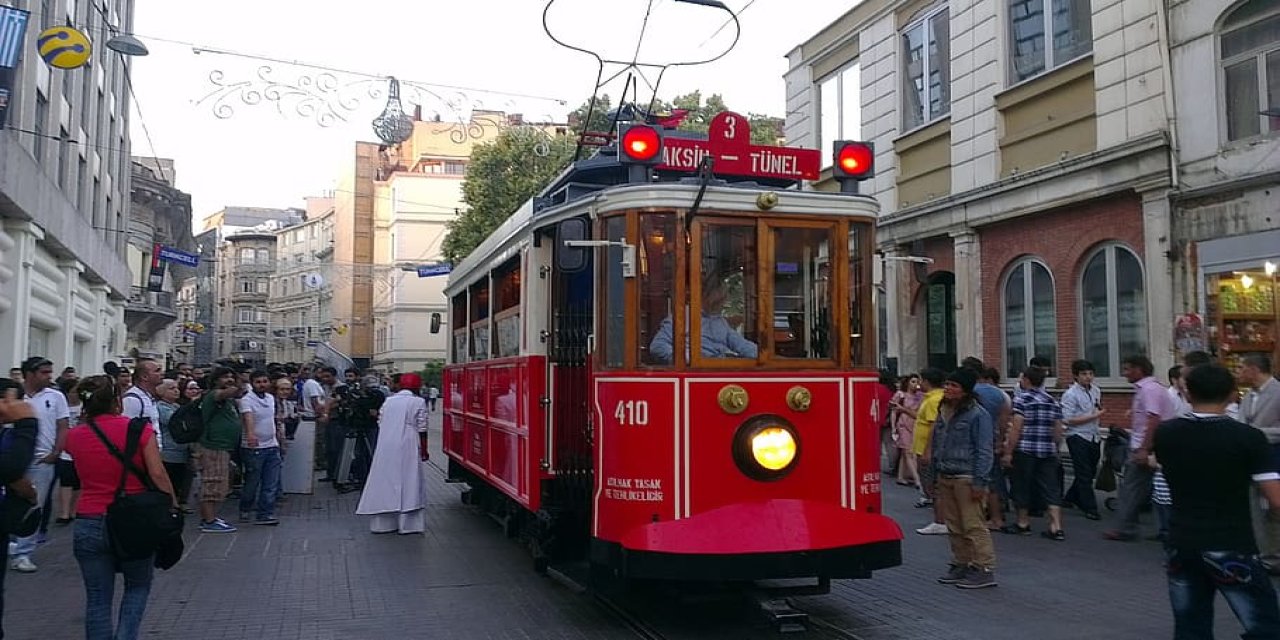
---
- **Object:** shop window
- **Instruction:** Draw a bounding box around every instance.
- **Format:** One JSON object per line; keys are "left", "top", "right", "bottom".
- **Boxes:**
{"left": 902, "top": 7, "right": 951, "bottom": 131}
{"left": 638, "top": 213, "right": 677, "bottom": 366}
{"left": 1205, "top": 262, "right": 1278, "bottom": 375}
{"left": 1220, "top": 0, "right": 1280, "bottom": 141}
{"left": 493, "top": 257, "right": 522, "bottom": 358}
{"left": 1080, "top": 245, "right": 1147, "bottom": 378}
{"left": 1003, "top": 258, "right": 1057, "bottom": 378}
{"left": 772, "top": 225, "right": 834, "bottom": 360}
{"left": 819, "top": 63, "right": 862, "bottom": 168}
{"left": 1007, "top": 0, "right": 1092, "bottom": 84}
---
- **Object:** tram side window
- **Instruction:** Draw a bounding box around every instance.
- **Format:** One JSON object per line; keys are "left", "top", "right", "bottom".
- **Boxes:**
{"left": 638, "top": 214, "right": 677, "bottom": 366}
{"left": 849, "top": 223, "right": 873, "bottom": 365}
{"left": 772, "top": 226, "right": 834, "bottom": 360}
{"left": 470, "top": 283, "right": 490, "bottom": 361}
{"left": 603, "top": 216, "right": 627, "bottom": 369}
{"left": 683, "top": 223, "right": 758, "bottom": 362}
{"left": 451, "top": 293, "right": 469, "bottom": 363}
{"left": 493, "top": 259, "right": 521, "bottom": 358}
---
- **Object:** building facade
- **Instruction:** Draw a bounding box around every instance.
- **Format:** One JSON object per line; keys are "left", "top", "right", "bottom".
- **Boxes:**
{"left": 215, "top": 233, "right": 275, "bottom": 366}
{"left": 1166, "top": 0, "right": 1279, "bottom": 374}
{"left": 124, "top": 157, "right": 194, "bottom": 363}
{"left": 268, "top": 196, "right": 335, "bottom": 364}
{"left": 0, "top": 0, "right": 139, "bottom": 369}
{"left": 787, "top": 0, "right": 1179, "bottom": 390}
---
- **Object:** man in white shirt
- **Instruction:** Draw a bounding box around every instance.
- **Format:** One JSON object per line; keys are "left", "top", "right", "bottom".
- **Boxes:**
{"left": 121, "top": 358, "right": 163, "bottom": 449}
{"left": 1060, "top": 359, "right": 1104, "bottom": 520}
{"left": 237, "top": 370, "right": 281, "bottom": 525}
{"left": 11, "top": 357, "right": 70, "bottom": 573}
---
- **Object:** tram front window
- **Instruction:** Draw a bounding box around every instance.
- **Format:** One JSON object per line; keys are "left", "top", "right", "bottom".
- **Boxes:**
{"left": 649, "top": 222, "right": 759, "bottom": 363}
{"left": 772, "top": 226, "right": 834, "bottom": 360}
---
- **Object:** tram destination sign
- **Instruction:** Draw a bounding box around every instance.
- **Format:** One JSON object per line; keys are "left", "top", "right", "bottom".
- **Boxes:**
{"left": 656, "top": 111, "right": 820, "bottom": 181}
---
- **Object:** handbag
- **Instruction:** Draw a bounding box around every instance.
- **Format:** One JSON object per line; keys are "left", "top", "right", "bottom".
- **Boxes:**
{"left": 87, "top": 417, "right": 184, "bottom": 562}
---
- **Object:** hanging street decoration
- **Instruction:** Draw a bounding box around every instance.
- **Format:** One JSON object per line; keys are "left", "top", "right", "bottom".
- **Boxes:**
{"left": 37, "top": 25, "right": 92, "bottom": 69}
{"left": 194, "top": 63, "right": 567, "bottom": 148}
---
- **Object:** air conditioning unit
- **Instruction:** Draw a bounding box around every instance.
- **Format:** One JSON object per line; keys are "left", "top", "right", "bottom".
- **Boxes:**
{"left": 248, "top": 341, "right": 260, "bottom": 349}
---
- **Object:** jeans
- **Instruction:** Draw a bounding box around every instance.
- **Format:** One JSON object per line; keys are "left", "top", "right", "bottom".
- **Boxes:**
{"left": 1064, "top": 435, "right": 1101, "bottom": 515}
{"left": 1167, "top": 547, "right": 1280, "bottom": 639}
{"left": 936, "top": 476, "right": 997, "bottom": 570}
{"left": 73, "top": 518, "right": 153, "bottom": 640}
{"left": 1116, "top": 459, "right": 1155, "bottom": 537}
{"left": 11, "top": 462, "right": 56, "bottom": 559}
{"left": 239, "top": 447, "right": 282, "bottom": 520}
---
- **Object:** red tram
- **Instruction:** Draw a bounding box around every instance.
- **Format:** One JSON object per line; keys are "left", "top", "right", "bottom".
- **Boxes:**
{"left": 441, "top": 112, "right": 902, "bottom": 585}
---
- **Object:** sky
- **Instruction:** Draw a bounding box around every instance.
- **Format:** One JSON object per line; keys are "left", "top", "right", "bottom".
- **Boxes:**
{"left": 127, "top": 0, "right": 858, "bottom": 224}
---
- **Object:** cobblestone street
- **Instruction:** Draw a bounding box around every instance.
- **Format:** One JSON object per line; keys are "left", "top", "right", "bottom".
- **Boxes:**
{"left": 0, "top": 421, "right": 1251, "bottom": 639}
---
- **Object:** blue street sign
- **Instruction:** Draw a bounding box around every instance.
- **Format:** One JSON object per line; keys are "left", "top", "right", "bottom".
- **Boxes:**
{"left": 157, "top": 246, "right": 199, "bottom": 267}
{"left": 416, "top": 264, "right": 452, "bottom": 277}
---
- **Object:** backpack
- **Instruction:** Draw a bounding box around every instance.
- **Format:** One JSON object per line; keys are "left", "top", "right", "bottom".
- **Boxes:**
{"left": 167, "top": 397, "right": 205, "bottom": 444}
{"left": 86, "top": 417, "right": 183, "bottom": 562}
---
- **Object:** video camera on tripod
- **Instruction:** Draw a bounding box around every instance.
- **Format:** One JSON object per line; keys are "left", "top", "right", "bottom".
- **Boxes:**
{"left": 333, "top": 383, "right": 384, "bottom": 437}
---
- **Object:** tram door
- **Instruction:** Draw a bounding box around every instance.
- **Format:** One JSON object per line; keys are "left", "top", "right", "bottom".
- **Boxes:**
{"left": 546, "top": 222, "right": 594, "bottom": 554}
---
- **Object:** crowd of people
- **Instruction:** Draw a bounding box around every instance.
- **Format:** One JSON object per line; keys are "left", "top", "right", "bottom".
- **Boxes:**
{"left": 883, "top": 351, "right": 1280, "bottom": 636}
{"left": 0, "top": 356, "right": 440, "bottom": 639}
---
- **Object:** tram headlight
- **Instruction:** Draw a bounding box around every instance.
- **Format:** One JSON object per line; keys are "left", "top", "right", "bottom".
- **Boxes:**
{"left": 732, "top": 416, "right": 800, "bottom": 481}
{"left": 751, "top": 427, "right": 796, "bottom": 471}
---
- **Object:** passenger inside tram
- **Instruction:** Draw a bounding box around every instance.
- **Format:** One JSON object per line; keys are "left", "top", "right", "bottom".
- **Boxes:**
{"left": 648, "top": 276, "right": 759, "bottom": 363}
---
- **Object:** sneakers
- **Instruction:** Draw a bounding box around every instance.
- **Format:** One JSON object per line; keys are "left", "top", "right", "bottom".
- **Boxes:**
{"left": 253, "top": 517, "right": 280, "bottom": 526}
{"left": 913, "top": 498, "right": 934, "bottom": 508}
{"left": 956, "top": 568, "right": 997, "bottom": 589}
{"left": 916, "top": 522, "right": 949, "bottom": 535}
{"left": 200, "top": 518, "right": 237, "bottom": 533}
{"left": 937, "top": 564, "right": 970, "bottom": 584}
{"left": 10, "top": 556, "right": 36, "bottom": 573}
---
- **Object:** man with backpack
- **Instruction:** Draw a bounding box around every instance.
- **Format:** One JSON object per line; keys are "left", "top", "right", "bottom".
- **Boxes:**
{"left": 195, "top": 368, "right": 244, "bottom": 533}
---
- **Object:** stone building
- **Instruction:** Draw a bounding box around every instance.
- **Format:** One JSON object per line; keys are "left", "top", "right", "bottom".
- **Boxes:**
{"left": 268, "top": 196, "right": 335, "bottom": 364}
{"left": 0, "top": 0, "right": 141, "bottom": 369}
{"left": 124, "top": 158, "right": 194, "bottom": 363}
{"left": 786, "top": 0, "right": 1179, "bottom": 393}
{"left": 215, "top": 232, "right": 276, "bottom": 367}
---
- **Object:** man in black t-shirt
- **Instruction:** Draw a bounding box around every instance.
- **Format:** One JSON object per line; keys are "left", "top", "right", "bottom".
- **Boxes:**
{"left": 1152, "top": 364, "right": 1280, "bottom": 638}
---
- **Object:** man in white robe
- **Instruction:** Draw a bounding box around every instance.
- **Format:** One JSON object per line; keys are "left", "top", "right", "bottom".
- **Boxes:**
{"left": 356, "top": 373, "right": 429, "bottom": 534}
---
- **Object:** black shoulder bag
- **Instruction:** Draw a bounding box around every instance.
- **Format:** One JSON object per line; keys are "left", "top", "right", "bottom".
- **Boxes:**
{"left": 87, "top": 417, "right": 184, "bottom": 563}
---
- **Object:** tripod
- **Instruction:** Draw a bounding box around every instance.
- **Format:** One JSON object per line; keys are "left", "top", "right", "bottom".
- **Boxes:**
{"left": 334, "top": 428, "right": 377, "bottom": 493}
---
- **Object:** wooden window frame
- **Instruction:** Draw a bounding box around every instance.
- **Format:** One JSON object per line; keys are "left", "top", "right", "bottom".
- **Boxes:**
{"left": 762, "top": 219, "right": 843, "bottom": 370}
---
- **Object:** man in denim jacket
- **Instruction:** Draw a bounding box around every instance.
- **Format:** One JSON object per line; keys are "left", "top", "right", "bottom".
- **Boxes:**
{"left": 931, "top": 369, "right": 997, "bottom": 589}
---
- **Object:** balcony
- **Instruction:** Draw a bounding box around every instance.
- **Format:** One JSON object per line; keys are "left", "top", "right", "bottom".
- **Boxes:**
{"left": 125, "top": 286, "right": 178, "bottom": 336}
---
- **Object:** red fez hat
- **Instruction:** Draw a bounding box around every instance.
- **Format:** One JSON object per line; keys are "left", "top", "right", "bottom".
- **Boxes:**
{"left": 399, "top": 373, "right": 422, "bottom": 390}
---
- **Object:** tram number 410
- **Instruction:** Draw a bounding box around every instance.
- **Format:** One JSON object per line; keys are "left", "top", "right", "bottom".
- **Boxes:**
{"left": 614, "top": 400, "right": 650, "bottom": 426}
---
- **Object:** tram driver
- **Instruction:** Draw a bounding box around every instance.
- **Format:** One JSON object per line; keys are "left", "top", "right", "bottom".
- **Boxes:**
{"left": 649, "top": 276, "right": 759, "bottom": 363}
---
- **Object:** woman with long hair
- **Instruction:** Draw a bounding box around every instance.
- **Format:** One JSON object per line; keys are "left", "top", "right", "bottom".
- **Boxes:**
{"left": 54, "top": 376, "right": 83, "bottom": 524}
{"left": 65, "top": 375, "right": 175, "bottom": 640}
{"left": 891, "top": 374, "right": 924, "bottom": 487}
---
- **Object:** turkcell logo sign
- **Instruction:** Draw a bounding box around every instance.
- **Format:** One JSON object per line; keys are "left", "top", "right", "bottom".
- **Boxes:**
{"left": 157, "top": 246, "right": 199, "bottom": 267}
{"left": 416, "top": 264, "right": 452, "bottom": 278}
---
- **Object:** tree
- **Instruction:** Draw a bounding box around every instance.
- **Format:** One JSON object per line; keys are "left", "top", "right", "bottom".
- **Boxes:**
{"left": 418, "top": 359, "right": 445, "bottom": 389}
{"left": 441, "top": 128, "right": 576, "bottom": 265}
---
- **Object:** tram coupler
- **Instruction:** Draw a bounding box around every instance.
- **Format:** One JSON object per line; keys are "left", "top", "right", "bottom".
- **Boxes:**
{"left": 751, "top": 595, "right": 809, "bottom": 634}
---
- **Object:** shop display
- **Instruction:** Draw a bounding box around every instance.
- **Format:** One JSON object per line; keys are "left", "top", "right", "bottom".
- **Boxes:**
{"left": 1205, "top": 268, "right": 1279, "bottom": 376}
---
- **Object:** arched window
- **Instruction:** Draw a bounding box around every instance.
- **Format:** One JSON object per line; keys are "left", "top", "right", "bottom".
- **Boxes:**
{"left": 1080, "top": 245, "right": 1146, "bottom": 378}
{"left": 1003, "top": 259, "right": 1056, "bottom": 378}
{"left": 1220, "top": 0, "right": 1280, "bottom": 141}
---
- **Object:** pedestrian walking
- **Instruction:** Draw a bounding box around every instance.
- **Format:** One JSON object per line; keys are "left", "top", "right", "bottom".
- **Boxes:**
{"left": 1240, "top": 354, "right": 1280, "bottom": 569}
{"left": 65, "top": 375, "right": 176, "bottom": 640}
{"left": 11, "top": 356, "right": 69, "bottom": 573}
{"left": 1105, "top": 355, "right": 1178, "bottom": 542}
{"left": 891, "top": 374, "right": 922, "bottom": 487}
{"left": 1152, "top": 364, "right": 1280, "bottom": 638}
{"left": 905, "top": 369, "right": 947, "bottom": 535}
{"left": 0, "top": 378, "right": 38, "bottom": 639}
{"left": 1002, "top": 366, "right": 1066, "bottom": 539}
{"left": 54, "top": 376, "right": 83, "bottom": 525}
{"left": 356, "top": 373, "right": 429, "bottom": 534}
{"left": 1060, "top": 359, "right": 1103, "bottom": 520}
{"left": 970, "top": 365, "right": 1011, "bottom": 530}
{"left": 931, "top": 369, "right": 998, "bottom": 589}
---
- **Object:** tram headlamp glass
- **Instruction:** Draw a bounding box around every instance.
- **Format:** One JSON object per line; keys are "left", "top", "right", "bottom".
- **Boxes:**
{"left": 751, "top": 427, "right": 796, "bottom": 471}
{"left": 732, "top": 416, "right": 800, "bottom": 481}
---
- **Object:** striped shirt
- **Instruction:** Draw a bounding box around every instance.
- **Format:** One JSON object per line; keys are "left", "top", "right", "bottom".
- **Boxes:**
{"left": 1012, "top": 387, "right": 1062, "bottom": 458}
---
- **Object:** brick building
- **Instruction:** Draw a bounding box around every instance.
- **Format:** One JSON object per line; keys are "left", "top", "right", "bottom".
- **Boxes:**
{"left": 785, "top": 0, "right": 1181, "bottom": 394}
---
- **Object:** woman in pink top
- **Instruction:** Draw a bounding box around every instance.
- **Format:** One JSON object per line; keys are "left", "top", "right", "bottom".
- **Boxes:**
{"left": 891, "top": 374, "right": 923, "bottom": 487}
{"left": 65, "top": 375, "right": 175, "bottom": 640}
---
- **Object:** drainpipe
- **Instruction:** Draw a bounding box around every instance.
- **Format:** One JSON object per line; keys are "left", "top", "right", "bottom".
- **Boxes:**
{"left": 1154, "top": 0, "right": 1181, "bottom": 192}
